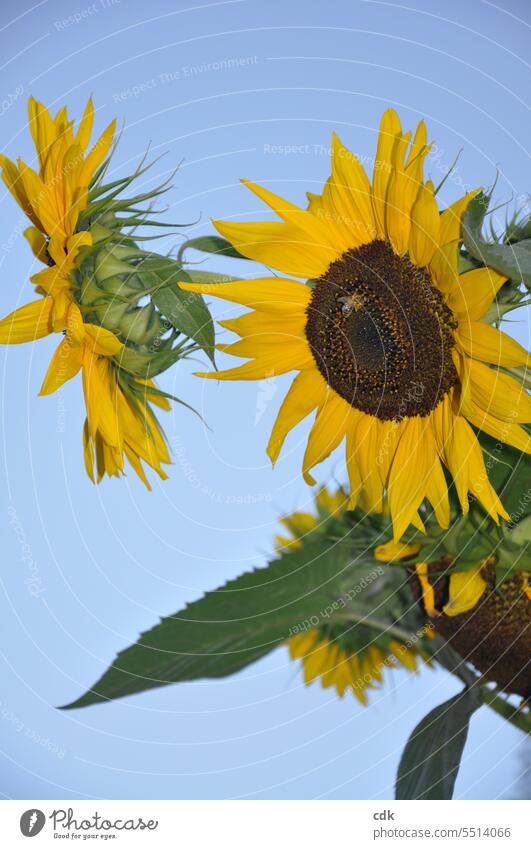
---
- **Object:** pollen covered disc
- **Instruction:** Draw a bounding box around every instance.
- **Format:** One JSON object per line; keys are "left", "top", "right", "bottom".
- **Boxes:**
{"left": 305, "top": 240, "right": 458, "bottom": 421}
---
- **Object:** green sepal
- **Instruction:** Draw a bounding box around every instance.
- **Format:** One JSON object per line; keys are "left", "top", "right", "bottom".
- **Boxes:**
{"left": 462, "top": 192, "right": 531, "bottom": 291}
{"left": 141, "top": 259, "right": 215, "bottom": 364}
{"left": 115, "top": 341, "right": 193, "bottom": 380}
{"left": 177, "top": 235, "right": 247, "bottom": 262}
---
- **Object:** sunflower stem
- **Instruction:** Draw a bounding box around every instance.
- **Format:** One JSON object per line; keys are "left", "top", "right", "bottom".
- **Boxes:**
{"left": 480, "top": 687, "right": 531, "bottom": 735}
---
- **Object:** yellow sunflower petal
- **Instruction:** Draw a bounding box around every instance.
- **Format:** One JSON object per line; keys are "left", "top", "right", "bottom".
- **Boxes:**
{"left": 424, "top": 457, "right": 450, "bottom": 528}
{"left": 353, "top": 415, "right": 387, "bottom": 513}
{"left": 218, "top": 309, "right": 307, "bottom": 340}
{"left": 465, "top": 399, "right": 531, "bottom": 454}
{"left": 75, "top": 97, "right": 95, "bottom": 151}
{"left": 439, "top": 190, "right": 481, "bottom": 246}
{"left": 79, "top": 119, "right": 116, "bottom": 186}
{"left": 329, "top": 132, "right": 375, "bottom": 244}
{"left": 457, "top": 321, "right": 531, "bottom": 368}
{"left": 468, "top": 359, "right": 531, "bottom": 423}
{"left": 373, "top": 540, "right": 422, "bottom": 562}
{"left": 84, "top": 323, "right": 124, "bottom": 356}
{"left": 0, "top": 298, "right": 53, "bottom": 343}
{"left": 267, "top": 369, "right": 327, "bottom": 464}
{"left": 443, "top": 565, "right": 488, "bottom": 617}
{"left": 196, "top": 344, "right": 314, "bottom": 382}
{"left": 241, "top": 179, "right": 341, "bottom": 252}
{"left": 302, "top": 392, "right": 351, "bottom": 484}
{"left": 372, "top": 109, "right": 402, "bottom": 237}
{"left": 409, "top": 180, "right": 440, "bottom": 267}
{"left": 24, "top": 226, "right": 49, "bottom": 263}
{"left": 448, "top": 266, "right": 507, "bottom": 321}
{"left": 388, "top": 417, "right": 437, "bottom": 541}
{"left": 213, "top": 219, "right": 333, "bottom": 279}
{"left": 415, "top": 563, "right": 438, "bottom": 617}
{"left": 179, "top": 277, "right": 311, "bottom": 311}
{"left": 39, "top": 337, "right": 83, "bottom": 395}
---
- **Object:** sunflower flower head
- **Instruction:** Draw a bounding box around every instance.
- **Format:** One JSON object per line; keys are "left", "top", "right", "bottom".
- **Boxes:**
{"left": 289, "top": 627, "right": 428, "bottom": 705}
{"left": 276, "top": 486, "right": 432, "bottom": 704}
{"left": 180, "top": 110, "right": 531, "bottom": 540}
{"left": 412, "top": 559, "right": 531, "bottom": 701}
{"left": 0, "top": 97, "right": 213, "bottom": 488}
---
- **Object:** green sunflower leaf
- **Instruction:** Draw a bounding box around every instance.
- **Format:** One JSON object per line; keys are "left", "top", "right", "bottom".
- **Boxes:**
{"left": 177, "top": 235, "right": 247, "bottom": 261}
{"left": 60, "top": 535, "right": 391, "bottom": 710}
{"left": 138, "top": 257, "right": 215, "bottom": 364}
{"left": 395, "top": 686, "right": 482, "bottom": 800}
{"left": 463, "top": 193, "right": 531, "bottom": 290}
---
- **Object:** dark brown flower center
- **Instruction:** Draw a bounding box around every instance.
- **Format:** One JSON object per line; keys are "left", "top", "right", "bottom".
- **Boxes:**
{"left": 305, "top": 240, "right": 458, "bottom": 420}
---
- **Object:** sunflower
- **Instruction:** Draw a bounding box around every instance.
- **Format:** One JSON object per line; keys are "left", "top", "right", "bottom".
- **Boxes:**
{"left": 412, "top": 560, "right": 531, "bottom": 701}
{"left": 0, "top": 96, "right": 115, "bottom": 252}
{"left": 278, "top": 487, "right": 429, "bottom": 703}
{"left": 0, "top": 97, "right": 172, "bottom": 487}
{"left": 180, "top": 110, "right": 531, "bottom": 540}
{"left": 289, "top": 628, "right": 426, "bottom": 705}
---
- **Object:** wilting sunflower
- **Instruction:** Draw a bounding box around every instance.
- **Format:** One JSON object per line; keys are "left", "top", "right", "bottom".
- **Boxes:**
{"left": 413, "top": 560, "right": 531, "bottom": 701}
{"left": 0, "top": 97, "right": 191, "bottom": 487}
{"left": 279, "top": 487, "right": 429, "bottom": 703}
{"left": 289, "top": 628, "right": 426, "bottom": 705}
{"left": 180, "top": 110, "right": 531, "bottom": 540}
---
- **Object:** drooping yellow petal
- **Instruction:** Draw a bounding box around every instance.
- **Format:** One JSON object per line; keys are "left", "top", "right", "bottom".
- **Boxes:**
{"left": 24, "top": 226, "right": 49, "bottom": 263}
{"left": 443, "top": 565, "right": 488, "bottom": 617}
{"left": 468, "top": 359, "right": 531, "bottom": 423}
{"left": 424, "top": 457, "right": 450, "bottom": 528}
{"left": 373, "top": 540, "right": 422, "bottom": 562}
{"left": 84, "top": 323, "right": 124, "bottom": 356}
{"left": 302, "top": 391, "right": 351, "bottom": 484}
{"left": 39, "top": 337, "right": 83, "bottom": 395}
{"left": 267, "top": 369, "right": 327, "bottom": 465}
{"left": 388, "top": 417, "right": 437, "bottom": 540}
{"left": 0, "top": 298, "right": 53, "bottom": 343}
{"left": 415, "top": 563, "right": 438, "bottom": 617}
{"left": 457, "top": 321, "right": 531, "bottom": 368}
{"left": 442, "top": 411, "right": 510, "bottom": 522}
{"left": 465, "top": 398, "right": 531, "bottom": 455}
{"left": 448, "top": 266, "right": 507, "bottom": 321}
{"left": 353, "top": 415, "right": 387, "bottom": 513}
{"left": 83, "top": 420, "right": 96, "bottom": 483}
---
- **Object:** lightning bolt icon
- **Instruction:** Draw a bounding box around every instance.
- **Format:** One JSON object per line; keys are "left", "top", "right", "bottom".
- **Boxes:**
{"left": 28, "top": 811, "right": 38, "bottom": 833}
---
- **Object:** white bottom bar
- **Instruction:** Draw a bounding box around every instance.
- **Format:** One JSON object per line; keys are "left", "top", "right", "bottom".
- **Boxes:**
{"left": 1, "top": 799, "right": 528, "bottom": 847}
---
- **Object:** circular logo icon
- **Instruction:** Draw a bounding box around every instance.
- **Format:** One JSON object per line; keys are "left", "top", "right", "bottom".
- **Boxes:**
{"left": 20, "top": 809, "right": 46, "bottom": 837}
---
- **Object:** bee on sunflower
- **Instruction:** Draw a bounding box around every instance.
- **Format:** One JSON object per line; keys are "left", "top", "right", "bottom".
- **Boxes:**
{"left": 0, "top": 97, "right": 213, "bottom": 487}
{"left": 179, "top": 110, "right": 531, "bottom": 540}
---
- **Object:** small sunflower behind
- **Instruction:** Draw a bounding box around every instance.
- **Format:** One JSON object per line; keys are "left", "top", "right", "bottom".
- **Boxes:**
{"left": 179, "top": 109, "right": 531, "bottom": 541}
{"left": 0, "top": 97, "right": 213, "bottom": 487}
{"left": 279, "top": 487, "right": 430, "bottom": 704}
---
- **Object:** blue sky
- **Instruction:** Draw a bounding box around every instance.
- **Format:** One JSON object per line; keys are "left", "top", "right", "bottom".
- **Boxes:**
{"left": 0, "top": 0, "right": 530, "bottom": 799}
